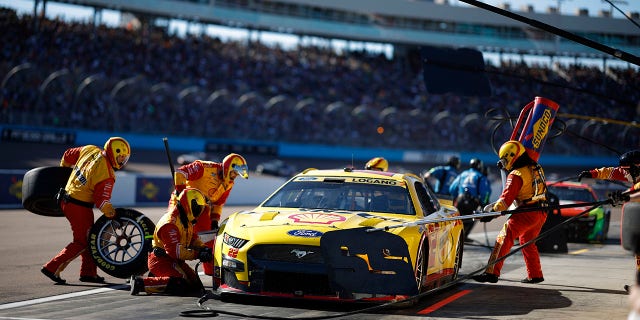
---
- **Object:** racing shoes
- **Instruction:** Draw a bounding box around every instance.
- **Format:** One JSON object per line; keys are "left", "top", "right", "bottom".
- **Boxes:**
{"left": 79, "top": 275, "right": 105, "bottom": 283}
{"left": 41, "top": 267, "right": 66, "bottom": 285}
{"left": 521, "top": 277, "right": 544, "bottom": 284}
{"left": 472, "top": 273, "right": 499, "bottom": 283}
{"left": 130, "top": 276, "right": 144, "bottom": 295}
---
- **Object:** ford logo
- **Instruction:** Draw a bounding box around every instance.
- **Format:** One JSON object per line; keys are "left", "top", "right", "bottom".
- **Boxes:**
{"left": 287, "top": 229, "right": 323, "bottom": 238}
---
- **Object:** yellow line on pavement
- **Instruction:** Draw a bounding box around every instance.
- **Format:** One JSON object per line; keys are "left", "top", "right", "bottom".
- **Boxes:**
{"left": 569, "top": 249, "right": 589, "bottom": 255}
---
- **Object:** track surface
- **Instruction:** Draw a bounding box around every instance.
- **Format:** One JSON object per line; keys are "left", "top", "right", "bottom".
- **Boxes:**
{"left": 0, "top": 205, "right": 634, "bottom": 320}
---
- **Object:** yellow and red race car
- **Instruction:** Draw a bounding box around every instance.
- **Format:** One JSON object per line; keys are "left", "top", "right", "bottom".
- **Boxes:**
{"left": 212, "top": 167, "right": 464, "bottom": 302}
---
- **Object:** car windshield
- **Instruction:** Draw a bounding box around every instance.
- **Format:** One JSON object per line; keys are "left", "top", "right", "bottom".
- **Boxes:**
{"left": 261, "top": 178, "right": 416, "bottom": 215}
{"left": 548, "top": 186, "right": 596, "bottom": 202}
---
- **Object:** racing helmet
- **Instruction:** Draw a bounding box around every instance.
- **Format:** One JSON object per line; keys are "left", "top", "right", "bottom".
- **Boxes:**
{"left": 222, "top": 153, "right": 249, "bottom": 181}
{"left": 448, "top": 156, "right": 461, "bottom": 170}
{"left": 619, "top": 150, "right": 640, "bottom": 167}
{"left": 497, "top": 140, "right": 525, "bottom": 171}
{"left": 103, "top": 137, "right": 131, "bottom": 170}
{"left": 177, "top": 187, "right": 207, "bottom": 225}
{"left": 365, "top": 157, "right": 389, "bottom": 171}
{"left": 469, "top": 158, "right": 483, "bottom": 171}
{"left": 619, "top": 150, "right": 640, "bottom": 180}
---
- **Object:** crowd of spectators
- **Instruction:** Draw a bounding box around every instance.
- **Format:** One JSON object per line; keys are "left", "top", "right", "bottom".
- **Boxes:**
{"left": 1, "top": 7, "right": 638, "bottom": 156}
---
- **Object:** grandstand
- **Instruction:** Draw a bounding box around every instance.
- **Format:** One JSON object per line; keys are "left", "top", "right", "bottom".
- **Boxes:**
{"left": 1, "top": 1, "right": 639, "bottom": 163}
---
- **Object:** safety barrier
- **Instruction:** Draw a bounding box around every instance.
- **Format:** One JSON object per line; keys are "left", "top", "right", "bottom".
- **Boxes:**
{"left": 0, "top": 169, "right": 287, "bottom": 209}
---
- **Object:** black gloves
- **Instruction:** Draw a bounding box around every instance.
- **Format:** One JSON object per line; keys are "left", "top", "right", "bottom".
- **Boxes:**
{"left": 197, "top": 247, "right": 213, "bottom": 262}
{"left": 479, "top": 203, "right": 496, "bottom": 222}
{"left": 609, "top": 190, "right": 631, "bottom": 206}
{"left": 578, "top": 171, "right": 592, "bottom": 181}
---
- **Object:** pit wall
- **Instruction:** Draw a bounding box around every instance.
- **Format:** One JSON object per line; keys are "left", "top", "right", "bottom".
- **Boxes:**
{"left": 0, "top": 169, "right": 287, "bottom": 209}
{"left": 0, "top": 125, "right": 618, "bottom": 208}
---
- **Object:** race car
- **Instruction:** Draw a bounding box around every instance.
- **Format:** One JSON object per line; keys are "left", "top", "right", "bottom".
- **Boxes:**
{"left": 546, "top": 181, "right": 611, "bottom": 243}
{"left": 212, "top": 167, "right": 464, "bottom": 302}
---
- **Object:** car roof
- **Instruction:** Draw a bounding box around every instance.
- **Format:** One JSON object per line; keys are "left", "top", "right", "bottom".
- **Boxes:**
{"left": 298, "top": 167, "right": 420, "bottom": 182}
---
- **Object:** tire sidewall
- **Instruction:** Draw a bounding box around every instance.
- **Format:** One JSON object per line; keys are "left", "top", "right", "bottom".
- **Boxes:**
{"left": 89, "top": 208, "right": 155, "bottom": 278}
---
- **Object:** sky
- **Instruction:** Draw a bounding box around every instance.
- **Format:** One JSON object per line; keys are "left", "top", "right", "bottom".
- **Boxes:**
{"left": 1, "top": 0, "right": 639, "bottom": 68}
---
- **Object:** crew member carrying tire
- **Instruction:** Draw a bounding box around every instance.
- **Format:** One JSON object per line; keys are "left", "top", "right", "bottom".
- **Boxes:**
{"left": 41, "top": 137, "right": 131, "bottom": 285}
{"left": 130, "top": 188, "right": 212, "bottom": 296}
{"left": 171, "top": 153, "right": 249, "bottom": 275}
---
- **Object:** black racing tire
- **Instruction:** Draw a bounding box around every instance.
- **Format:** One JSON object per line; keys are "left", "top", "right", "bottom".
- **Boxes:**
{"left": 21, "top": 166, "right": 72, "bottom": 217}
{"left": 89, "top": 208, "right": 155, "bottom": 279}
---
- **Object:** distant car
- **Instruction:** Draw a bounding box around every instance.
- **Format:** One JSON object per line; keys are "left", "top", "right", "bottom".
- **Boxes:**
{"left": 212, "top": 167, "right": 464, "bottom": 303}
{"left": 546, "top": 181, "right": 611, "bottom": 243}
{"left": 255, "top": 159, "right": 296, "bottom": 177}
{"left": 176, "top": 152, "right": 218, "bottom": 165}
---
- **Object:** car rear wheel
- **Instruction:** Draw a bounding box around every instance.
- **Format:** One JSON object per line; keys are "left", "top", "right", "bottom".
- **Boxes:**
{"left": 89, "top": 208, "right": 155, "bottom": 278}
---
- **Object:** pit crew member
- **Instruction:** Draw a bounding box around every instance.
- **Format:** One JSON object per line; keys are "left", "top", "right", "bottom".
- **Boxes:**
{"left": 42, "top": 137, "right": 131, "bottom": 284}
{"left": 473, "top": 140, "right": 548, "bottom": 284}
{"left": 130, "top": 188, "right": 212, "bottom": 296}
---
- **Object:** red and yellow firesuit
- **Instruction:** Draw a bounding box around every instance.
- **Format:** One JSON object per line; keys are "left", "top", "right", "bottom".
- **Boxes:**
{"left": 586, "top": 167, "right": 640, "bottom": 193}
{"left": 138, "top": 202, "right": 206, "bottom": 295}
{"left": 484, "top": 164, "right": 548, "bottom": 279}
{"left": 584, "top": 166, "right": 640, "bottom": 274}
{"left": 172, "top": 160, "right": 234, "bottom": 274}
{"left": 43, "top": 145, "right": 118, "bottom": 280}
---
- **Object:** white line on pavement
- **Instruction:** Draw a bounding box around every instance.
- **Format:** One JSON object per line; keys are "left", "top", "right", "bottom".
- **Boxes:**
{"left": 0, "top": 284, "right": 128, "bottom": 311}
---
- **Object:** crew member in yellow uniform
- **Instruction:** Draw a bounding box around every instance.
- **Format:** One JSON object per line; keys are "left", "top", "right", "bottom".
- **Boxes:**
{"left": 473, "top": 140, "right": 548, "bottom": 284}
{"left": 172, "top": 153, "right": 248, "bottom": 275}
{"left": 130, "top": 188, "right": 212, "bottom": 296}
{"left": 42, "top": 137, "right": 130, "bottom": 284}
{"left": 365, "top": 157, "right": 389, "bottom": 171}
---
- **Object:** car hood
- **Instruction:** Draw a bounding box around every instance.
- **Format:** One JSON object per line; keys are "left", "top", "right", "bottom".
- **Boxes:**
{"left": 221, "top": 207, "right": 415, "bottom": 244}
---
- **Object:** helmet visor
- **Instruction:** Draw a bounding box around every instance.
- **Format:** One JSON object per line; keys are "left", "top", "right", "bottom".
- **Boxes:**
{"left": 116, "top": 154, "right": 130, "bottom": 169}
{"left": 232, "top": 163, "right": 249, "bottom": 179}
{"left": 497, "top": 158, "right": 507, "bottom": 170}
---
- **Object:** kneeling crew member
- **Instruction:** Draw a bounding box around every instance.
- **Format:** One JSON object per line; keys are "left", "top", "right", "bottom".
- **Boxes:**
{"left": 130, "top": 188, "right": 212, "bottom": 296}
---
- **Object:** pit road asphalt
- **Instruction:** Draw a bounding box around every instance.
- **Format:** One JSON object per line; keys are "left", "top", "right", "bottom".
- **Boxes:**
{"left": 0, "top": 205, "right": 634, "bottom": 320}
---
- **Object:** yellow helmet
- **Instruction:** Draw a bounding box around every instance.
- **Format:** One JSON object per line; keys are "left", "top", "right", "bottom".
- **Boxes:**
{"left": 365, "top": 157, "right": 388, "bottom": 171}
{"left": 497, "top": 140, "right": 525, "bottom": 171}
{"left": 103, "top": 137, "right": 131, "bottom": 170}
{"left": 222, "top": 153, "right": 249, "bottom": 181}
{"left": 178, "top": 187, "right": 207, "bottom": 225}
